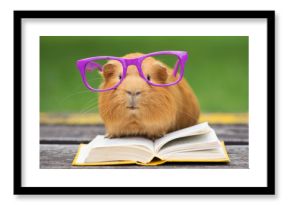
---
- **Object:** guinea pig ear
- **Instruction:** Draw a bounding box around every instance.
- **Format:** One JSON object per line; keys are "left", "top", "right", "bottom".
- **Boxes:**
{"left": 102, "top": 63, "right": 116, "bottom": 80}
{"left": 152, "top": 63, "right": 168, "bottom": 84}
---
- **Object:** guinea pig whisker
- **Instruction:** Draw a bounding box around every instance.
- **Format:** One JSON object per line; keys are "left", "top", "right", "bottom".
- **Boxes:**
{"left": 80, "top": 101, "right": 98, "bottom": 114}
{"left": 80, "top": 106, "right": 98, "bottom": 115}
{"left": 80, "top": 107, "right": 97, "bottom": 114}
{"left": 82, "top": 96, "right": 98, "bottom": 107}
{"left": 59, "top": 90, "right": 93, "bottom": 105}
{"left": 81, "top": 98, "right": 97, "bottom": 109}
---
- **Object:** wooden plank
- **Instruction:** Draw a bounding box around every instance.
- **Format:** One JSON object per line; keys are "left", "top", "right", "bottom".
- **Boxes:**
{"left": 40, "top": 124, "right": 248, "bottom": 144}
{"left": 40, "top": 112, "right": 248, "bottom": 125}
{"left": 40, "top": 144, "right": 248, "bottom": 169}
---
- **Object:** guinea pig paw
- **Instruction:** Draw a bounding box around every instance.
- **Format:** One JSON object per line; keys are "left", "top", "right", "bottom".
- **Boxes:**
{"left": 147, "top": 133, "right": 166, "bottom": 140}
{"left": 105, "top": 134, "right": 119, "bottom": 139}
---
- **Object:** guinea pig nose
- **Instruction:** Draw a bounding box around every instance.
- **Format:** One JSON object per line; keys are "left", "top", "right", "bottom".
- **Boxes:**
{"left": 125, "top": 90, "right": 141, "bottom": 96}
{"left": 126, "top": 90, "right": 133, "bottom": 96}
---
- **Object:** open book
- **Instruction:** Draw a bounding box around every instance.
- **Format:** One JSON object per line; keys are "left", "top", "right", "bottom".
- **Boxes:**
{"left": 72, "top": 122, "right": 230, "bottom": 166}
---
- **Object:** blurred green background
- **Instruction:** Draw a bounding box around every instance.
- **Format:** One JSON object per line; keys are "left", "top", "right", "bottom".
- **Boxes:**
{"left": 40, "top": 36, "right": 248, "bottom": 113}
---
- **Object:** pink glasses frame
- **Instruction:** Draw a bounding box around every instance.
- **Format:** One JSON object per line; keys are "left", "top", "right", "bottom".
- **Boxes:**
{"left": 76, "top": 51, "right": 188, "bottom": 92}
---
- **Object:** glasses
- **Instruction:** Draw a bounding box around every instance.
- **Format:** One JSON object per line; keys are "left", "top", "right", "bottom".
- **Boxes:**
{"left": 76, "top": 51, "right": 188, "bottom": 92}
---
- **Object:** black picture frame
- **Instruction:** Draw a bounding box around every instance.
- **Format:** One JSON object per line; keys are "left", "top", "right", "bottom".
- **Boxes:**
{"left": 14, "top": 10, "right": 275, "bottom": 195}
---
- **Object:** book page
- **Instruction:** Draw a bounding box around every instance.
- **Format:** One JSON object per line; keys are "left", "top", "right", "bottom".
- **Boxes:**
{"left": 74, "top": 144, "right": 155, "bottom": 164}
{"left": 86, "top": 146, "right": 154, "bottom": 164}
{"left": 157, "top": 129, "right": 219, "bottom": 156}
{"left": 154, "top": 122, "right": 211, "bottom": 152}
{"left": 160, "top": 143, "right": 227, "bottom": 161}
{"left": 88, "top": 135, "right": 155, "bottom": 153}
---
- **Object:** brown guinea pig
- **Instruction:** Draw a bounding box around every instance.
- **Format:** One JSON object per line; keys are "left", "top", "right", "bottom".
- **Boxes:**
{"left": 98, "top": 53, "right": 200, "bottom": 139}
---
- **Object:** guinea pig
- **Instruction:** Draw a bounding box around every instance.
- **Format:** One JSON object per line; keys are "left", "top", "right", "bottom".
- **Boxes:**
{"left": 98, "top": 53, "right": 200, "bottom": 139}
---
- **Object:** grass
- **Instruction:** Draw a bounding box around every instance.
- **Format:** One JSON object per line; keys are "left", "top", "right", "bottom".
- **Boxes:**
{"left": 40, "top": 36, "right": 248, "bottom": 113}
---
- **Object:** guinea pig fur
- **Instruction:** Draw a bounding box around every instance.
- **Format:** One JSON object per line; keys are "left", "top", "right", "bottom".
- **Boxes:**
{"left": 98, "top": 53, "right": 200, "bottom": 139}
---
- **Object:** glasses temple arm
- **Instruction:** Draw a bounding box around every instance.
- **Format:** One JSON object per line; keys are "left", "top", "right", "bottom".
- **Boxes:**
{"left": 173, "top": 60, "right": 180, "bottom": 77}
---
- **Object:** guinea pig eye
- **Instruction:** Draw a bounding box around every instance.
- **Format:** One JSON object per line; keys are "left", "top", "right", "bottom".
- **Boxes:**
{"left": 118, "top": 74, "right": 122, "bottom": 80}
{"left": 146, "top": 75, "right": 151, "bottom": 81}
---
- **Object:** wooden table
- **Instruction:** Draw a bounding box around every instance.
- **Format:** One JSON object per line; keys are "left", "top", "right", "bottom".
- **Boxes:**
{"left": 40, "top": 124, "right": 248, "bottom": 169}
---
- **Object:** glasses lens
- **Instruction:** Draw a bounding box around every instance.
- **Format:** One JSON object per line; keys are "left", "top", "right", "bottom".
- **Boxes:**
{"left": 141, "top": 54, "right": 181, "bottom": 85}
{"left": 85, "top": 58, "right": 123, "bottom": 90}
